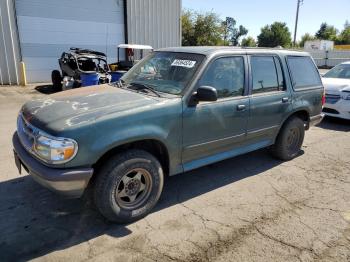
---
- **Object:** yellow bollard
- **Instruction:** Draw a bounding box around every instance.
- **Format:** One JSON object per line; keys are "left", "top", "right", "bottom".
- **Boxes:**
{"left": 20, "top": 61, "right": 27, "bottom": 86}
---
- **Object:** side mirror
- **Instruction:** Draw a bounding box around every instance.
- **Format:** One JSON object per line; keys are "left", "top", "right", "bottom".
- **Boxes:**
{"left": 189, "top": 86, "right": 218, "bottom": 106}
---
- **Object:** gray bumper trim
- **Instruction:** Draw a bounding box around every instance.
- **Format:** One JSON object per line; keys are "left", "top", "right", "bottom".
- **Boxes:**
{"left": 13, "top": 132, "right": 93, "bottom": 198}
{"left": 309, "top": 113, "right": 325, "bottom": 127}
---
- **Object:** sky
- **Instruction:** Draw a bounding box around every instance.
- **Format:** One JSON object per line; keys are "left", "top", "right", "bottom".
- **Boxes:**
{"left": 182, "top": 0, "right": 350, "bottom": 41}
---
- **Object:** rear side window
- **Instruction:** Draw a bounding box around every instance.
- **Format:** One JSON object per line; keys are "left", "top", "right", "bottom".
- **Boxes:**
{"left": 251, "top": 56, "right": 283, "bottom": 94}
{"left": 287, "top": 56, "right": 322, "bottom": 89}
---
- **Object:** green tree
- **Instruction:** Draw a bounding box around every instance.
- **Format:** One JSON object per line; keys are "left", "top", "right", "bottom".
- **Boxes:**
{"left": 241, "top": 36, "right": 256, "bottom": 47}
{"left": 181, "top": 10, "right": 248, "bottom": 46}
{"left": 257, "top": 22, "right": 292, "bottom": 47}
{"left": 299, "top": 33, "right": 316, "bottom": 47}
{"left": 345, "top": 20, "right": 350, "bottom": 29}
{"left": 221, "top": 17, "right": 234, "bottom": 45}
{"left": 181, "top": 10, "right": 223, "bottom": 46}
{"left": 234, "top": 25, "right": 248, "bottom": 46}
{"left": 181, "top": 10, "right": 196, "bottom": 46}
{"left": 222, "top": 17, "right": 248, "bottom": 46}
{"left": 337, "top": 21, "right": 350, "bottom": 44}
{"left": 315, "top": 23, "right": 338, "bottom": 40}
{"left": 193, "top": 12, "right": 223, "bottom": 46}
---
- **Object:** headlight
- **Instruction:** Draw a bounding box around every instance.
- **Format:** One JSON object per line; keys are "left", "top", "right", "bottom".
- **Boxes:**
{"left": 33, "top": 133, "right": 78, "bottom": 164}
{"left": 341, "top": 92, "right": 350, "bottom": 100}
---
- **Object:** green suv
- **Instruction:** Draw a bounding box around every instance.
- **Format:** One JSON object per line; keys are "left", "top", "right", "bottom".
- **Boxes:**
{"left": 13, "top": 47, "right": 324, "bottom": 223}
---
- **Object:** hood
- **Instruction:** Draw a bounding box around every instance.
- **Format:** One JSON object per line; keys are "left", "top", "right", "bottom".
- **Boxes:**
{"left": 22, "top": 85, "right": 161, "bottom": 132}
{"left": 322, "top": 77, "right": 350, "bottom": 94}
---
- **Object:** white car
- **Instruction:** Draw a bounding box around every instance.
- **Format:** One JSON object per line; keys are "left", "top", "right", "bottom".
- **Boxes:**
{"left": 322, "top": 61, "right": 350, "bottom": 120}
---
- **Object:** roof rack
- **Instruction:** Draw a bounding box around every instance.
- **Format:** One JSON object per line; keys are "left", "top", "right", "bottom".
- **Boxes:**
{"left": 117, "top": 44, "right": 153, "bottom": 50}
{"left": 70, "top": 47, "right": 106, "bottom": 57}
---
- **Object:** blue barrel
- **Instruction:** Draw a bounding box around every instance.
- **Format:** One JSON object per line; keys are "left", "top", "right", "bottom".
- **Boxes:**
{"left": 80, "top": 73, "right": 99, "bottom": 87}
{"left": 110, "top": 71, "right": 127, "bottom": 82}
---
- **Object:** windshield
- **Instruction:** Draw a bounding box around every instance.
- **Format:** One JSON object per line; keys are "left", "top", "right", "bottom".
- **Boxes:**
{"left": 121, "top": 52, "right": 205, "bottom": 95}
{"left": 323, "top": 64, "right": 350, "bottom": 79}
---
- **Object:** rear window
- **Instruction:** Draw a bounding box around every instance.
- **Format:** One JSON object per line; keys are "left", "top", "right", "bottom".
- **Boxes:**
{"left": 251, "top": 56, "right": 286, "bottom": 94}
{"left": 287, "top": 56, "right": 322, "bottom": 89}
{"left": 251, "top": 56, "right": 279, "bottom": 94}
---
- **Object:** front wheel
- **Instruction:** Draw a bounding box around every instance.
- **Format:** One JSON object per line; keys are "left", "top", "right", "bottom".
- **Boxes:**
{"left": 51, "top": 70, "right": 62, "bottom": 91}
{"left": 270, "top": 117, "right": 305, "bottom": 161}
{"left": 93, "top": 150, "right": 164, "bottom": 223}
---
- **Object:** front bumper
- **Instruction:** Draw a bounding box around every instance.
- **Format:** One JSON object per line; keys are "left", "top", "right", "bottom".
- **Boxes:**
{"left": 323, "top": 101, "right": 350, "bottom": 120}
{"left": 13, "top": 132, "right": 93, "bottom": 198}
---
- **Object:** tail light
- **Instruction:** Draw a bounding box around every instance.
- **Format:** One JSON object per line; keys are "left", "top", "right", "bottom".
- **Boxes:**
{"left": 321, "top": 89, "right": 326, "bottom": 106}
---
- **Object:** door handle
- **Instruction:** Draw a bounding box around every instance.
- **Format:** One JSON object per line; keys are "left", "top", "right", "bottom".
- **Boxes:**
{"left": 237, "top": 104, "right": 246, "bottom": 111}
{"left": 282, "top": 97, "right": 289, "bottom": 103}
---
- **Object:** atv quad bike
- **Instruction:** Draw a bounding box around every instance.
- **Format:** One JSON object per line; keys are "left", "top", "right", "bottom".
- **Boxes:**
{"left": 51, "top": 48, "right": 110, "bottom": 91}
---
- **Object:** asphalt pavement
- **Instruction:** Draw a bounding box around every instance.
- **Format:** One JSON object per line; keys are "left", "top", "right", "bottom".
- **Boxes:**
{"left": 0, "top": 85, "right": 350, "bottom": 262}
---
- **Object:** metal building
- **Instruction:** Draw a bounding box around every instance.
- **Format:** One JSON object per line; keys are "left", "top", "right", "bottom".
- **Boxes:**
{"left": 126, "top": 0, "right": 181, "bottom": 49}
{"left": 0, "top": 0, "right": 181, "bottom": 84}
{"left": 0, "top": 0, "right": 21, "bottom": 85}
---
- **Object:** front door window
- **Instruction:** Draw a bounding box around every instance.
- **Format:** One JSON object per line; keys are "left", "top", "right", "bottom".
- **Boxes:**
{"left": 199, "top": 57, "right": 245, "bottom": 98}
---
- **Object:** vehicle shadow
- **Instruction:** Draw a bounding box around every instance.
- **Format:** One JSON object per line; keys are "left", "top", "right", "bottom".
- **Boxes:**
{"left": 35, "top": 84, "right": 57, "bottom": 95}
{"left": 317, "top": 116, "right": 350, "bottom": 132}
{"left": 0, "top": 149, "right": 283, "bottom": 261}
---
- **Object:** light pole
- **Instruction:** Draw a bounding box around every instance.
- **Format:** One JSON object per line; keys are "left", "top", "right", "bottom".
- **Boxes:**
{"left": 293, "top": 0, "right": 304, "bottom": 47}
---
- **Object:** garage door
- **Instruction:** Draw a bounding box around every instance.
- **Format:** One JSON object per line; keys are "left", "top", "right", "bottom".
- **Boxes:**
{"left": 15, "top": 0, "right": 125, "bottom": 83}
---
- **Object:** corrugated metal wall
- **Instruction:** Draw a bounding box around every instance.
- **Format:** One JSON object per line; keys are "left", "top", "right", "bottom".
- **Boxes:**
{"left": 15, "top": 0, "right": 125, "bottom": 83}
{"left": 0, "top": 0, "right": 21, "bottom": 85}
{"left": 1, "top": 0, "right": 181, "bottom": 84}
{"left": 126, "top": 0, "right": 181, "bottom": 49}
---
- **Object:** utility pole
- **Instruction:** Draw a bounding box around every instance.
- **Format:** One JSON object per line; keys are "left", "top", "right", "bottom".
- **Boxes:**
{"left": 293, "top": 0, "right": 303, "bottom": 47}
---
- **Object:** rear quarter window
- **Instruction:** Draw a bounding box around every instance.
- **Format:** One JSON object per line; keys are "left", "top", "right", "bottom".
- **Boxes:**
{"left": 287, "top": 56, "right": 322, "bottom": 89}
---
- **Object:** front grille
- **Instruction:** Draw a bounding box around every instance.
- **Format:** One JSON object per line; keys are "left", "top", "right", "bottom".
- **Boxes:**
{"left": 325, "top": 94, "right": 341, "bottom": 104}
{"left": 322, "top": 107, "right": 340, "bottom": 114}
{"left": 17, "top": 114, "right": 38, "bottom": 152}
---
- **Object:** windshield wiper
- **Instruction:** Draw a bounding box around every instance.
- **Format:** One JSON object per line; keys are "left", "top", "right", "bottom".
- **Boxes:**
{"left": 128, "top": 82, "right": 161, "bottom": 97}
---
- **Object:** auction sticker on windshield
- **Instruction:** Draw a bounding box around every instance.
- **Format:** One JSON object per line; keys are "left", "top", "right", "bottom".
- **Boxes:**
{"left": 171, "top": 59, "right": 196, "bottom": 68}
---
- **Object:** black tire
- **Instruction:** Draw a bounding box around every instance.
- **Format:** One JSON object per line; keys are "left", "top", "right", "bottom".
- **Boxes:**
{"left": 93, "top": 149, "right": 164, "bottom": 223}
{"left": 270, "top": 117, "right": 305, "bottom": 161}
{"left": 51, "top": 70, "right": 62, "bottom": 91}
{"left": 72, "top": 80, "right": 80, "bottom": 89}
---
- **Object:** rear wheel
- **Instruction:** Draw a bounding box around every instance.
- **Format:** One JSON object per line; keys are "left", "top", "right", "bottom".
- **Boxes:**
{"left": 270, "top": 117, "right": 305, "bottom": 160}
{"left": 93, "top": 150, "right": 164, "bottom": 223}
{"left": 51, "top": 70, "right": 62, "bottom": 91}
